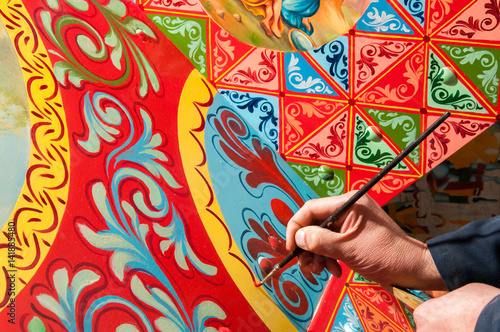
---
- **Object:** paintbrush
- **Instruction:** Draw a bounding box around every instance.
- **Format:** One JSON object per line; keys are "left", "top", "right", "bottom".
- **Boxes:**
{"left": 254, "top": 111, "right": 451, "bottom": 300}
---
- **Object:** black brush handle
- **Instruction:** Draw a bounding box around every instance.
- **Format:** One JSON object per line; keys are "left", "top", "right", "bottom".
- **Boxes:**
{"left": 279, "top": 111, "right": 451, "bottom": 269}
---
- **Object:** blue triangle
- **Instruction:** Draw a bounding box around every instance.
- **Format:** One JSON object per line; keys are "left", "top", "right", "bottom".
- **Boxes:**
{"left": 356, "top": 0, "right": 414, "bottom": 35}
{"left": 284, "top": 52, "right": 338, "bottom": 96}
{"left": 398, "top": 0, "right": 425, "bottom": 26}
{"left": 331, "top": 295, "right": 365, "bottom": 331}
{"left": 308, "top": 36, "right": 349, "bottom": 93}
{"left": 219, "top": 90, "right": 280, "bottom": 150}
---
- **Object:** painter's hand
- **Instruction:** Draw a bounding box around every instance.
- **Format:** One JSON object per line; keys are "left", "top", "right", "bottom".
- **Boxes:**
{"left": 414, "top": 283, "right": 500, "bottom": 331}
{"left": 285, "top": 191, "right": 446, "bottom": 290}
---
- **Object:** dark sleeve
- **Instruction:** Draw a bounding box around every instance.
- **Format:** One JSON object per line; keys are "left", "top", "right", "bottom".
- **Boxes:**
{"left": 427, "top": 215, "right": 500, "bottom": 291}
{"left": 475, "top": 295, "right": 500, "bottom": 332}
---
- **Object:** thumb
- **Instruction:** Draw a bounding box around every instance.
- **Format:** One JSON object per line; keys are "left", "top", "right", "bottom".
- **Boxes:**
{"left": 295, "top": 226, "right": 344, "bottom": 259}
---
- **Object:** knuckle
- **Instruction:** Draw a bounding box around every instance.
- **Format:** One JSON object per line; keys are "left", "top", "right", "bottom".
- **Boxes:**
{"left": 306, "top": 230, "right": 320, "bottom": 252}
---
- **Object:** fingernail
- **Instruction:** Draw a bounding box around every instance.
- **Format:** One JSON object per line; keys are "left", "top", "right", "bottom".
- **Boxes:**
{"left": 296, "top": 229, "right": 305, "bottom": 249}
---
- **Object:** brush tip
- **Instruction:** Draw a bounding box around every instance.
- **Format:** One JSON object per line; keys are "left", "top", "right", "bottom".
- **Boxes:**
{"left": 254, "top": 281, "right": 262, "bottom": 287}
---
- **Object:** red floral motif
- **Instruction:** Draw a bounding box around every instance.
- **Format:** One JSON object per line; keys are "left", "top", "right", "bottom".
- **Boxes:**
{"left": 356, "top": 41, "right": 413, "bottom": 88}
{"left": 152, "top": 0, "right": 199, "bottom": 7}
{"left": 294, "top": 114, "right": 347, "bottom": 159}
{"left": 428, "top": 120, "right": 489, "bottom": 168}
{"left": 214, "top": 109, "right": 304, "bottom": 205}
{"left": 223, "top": 50, "right": 277, "bottom": 85}
{"left": 446, "top": 0, "right": 500, "bottom": 38}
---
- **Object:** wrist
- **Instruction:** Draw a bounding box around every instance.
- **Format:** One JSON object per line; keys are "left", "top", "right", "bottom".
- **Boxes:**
{"left": 413, "top": 242, "right": 447, "bottom": 291}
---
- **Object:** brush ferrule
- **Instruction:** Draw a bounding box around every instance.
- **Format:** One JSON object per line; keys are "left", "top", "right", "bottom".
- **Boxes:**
{"left": 258, "top": 265, "right": 280, "bottom": 285}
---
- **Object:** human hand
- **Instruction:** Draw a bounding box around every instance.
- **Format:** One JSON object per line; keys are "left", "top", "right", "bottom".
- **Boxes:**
{"left": 285, "top": 191, "right": 446, "bottom": 290}
{"left": 414, "top": 283, "right": 500, "bottom": 331}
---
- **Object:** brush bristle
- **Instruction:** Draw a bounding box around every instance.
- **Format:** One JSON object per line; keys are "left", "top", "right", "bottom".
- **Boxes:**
{"left": 254, "top": 281, "right": 262, "bottom": 287}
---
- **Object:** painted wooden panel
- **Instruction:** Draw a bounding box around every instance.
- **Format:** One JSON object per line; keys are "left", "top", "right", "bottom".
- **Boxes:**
{"left": 0, "top": 0, "right": 498, "bottom": 331}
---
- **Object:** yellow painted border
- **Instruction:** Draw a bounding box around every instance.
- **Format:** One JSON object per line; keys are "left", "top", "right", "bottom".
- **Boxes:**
{"left": 0, "top": 0, "right": 69, "bottom": 306}
{"left": 178, "top": 69, "right": 297, "bottom": 331}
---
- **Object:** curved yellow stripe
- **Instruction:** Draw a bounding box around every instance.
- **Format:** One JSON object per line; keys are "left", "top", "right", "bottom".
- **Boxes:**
{"left": 178, "top": 70, "right": 297, "bottom": 331}
{"left": 0, "top": 1, "right": 69, "bottom": 307}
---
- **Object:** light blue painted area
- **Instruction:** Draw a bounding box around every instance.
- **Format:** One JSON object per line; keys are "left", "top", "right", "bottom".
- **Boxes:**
{"left": 398, "top": 0, "right": 425, "bottom": 26}
{"left": 285, "top": 52, "right": 338, "bottom": 96}
{"left": 205, "top": 94, "right": 329, "bottom": 331}
{"left": 329, "top": 295, "right": 365, "bottom": 332}
{"left": 0, "top": 126, "right": 30, "bottom": 228}
{"left": 219, "top": 89, "right": 280, "bottom": 150}
{"left": 356, "top": 0, "right": 414, "bottom": 35}
{"left": 309, "top": 36, "right": 349, "bottom": 93}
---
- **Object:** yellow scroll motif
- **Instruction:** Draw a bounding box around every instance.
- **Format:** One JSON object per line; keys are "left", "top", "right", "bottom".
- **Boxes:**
{"left": 178, "top": 69, "right": 297, "bottom": 331}
{"left": 0, "top": 0, "right": 69, "bottom": 308}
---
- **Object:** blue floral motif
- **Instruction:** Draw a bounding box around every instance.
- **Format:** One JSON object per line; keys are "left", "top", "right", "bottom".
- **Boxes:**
{"left": 398, "top": 0, "right": 425, "bottom": 26}
{"left": 310, "top": 36, "right": 349, "bottom": 92}
{"left": 330, "top": 296, "right": 364, "bottom": 332}
{"left": 356, "top": 0, "right": 413, "bottom": 35}
{"left": 205, "top": 94, "right": 329, "bottom": 331}
{"left": 220, "top": 90, "right": 279, "bottom": 150}
{"left": 285, "top": 53, "right": 337, "bottom": 95}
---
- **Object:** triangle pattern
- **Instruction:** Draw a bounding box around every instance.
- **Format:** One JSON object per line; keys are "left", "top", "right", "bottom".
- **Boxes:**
{"left": 427, "top": 0, "right": 475, "bottom": 35}
{"left": 349, "top": 286, "right": 413, "bottom": 332}
{"left": 219, "top": 48, "right": 280, "bottom": 91}
{"left": 308, "top": 36, "right": 350, "bottom": 93}
{"left": 356, "top": 45, "right": 425, "bottom": 109}
{"left": 281, "top": 97, "right": 347, "bottom": 152}
{"left": 397, "top": 0, "right": 426, "bottom": 27}
{"left": 146, "top": 0, "right": 206, "bottom": 13}
{"left": 330, "top": 294, "right": 366, "bottom": 332}
{"left": 353, "top": 113, "right": 410, "bottom": 171}
{"left": 436, "top": 0, "right": 500, "bottom": 41}
{"left": 424, "top": 114, "right": 493, "bottom": 172}
{"left": 356, "top": 0, "right": 415, "bottom": 35}
{"left": 209, "top": 22, "right": 255, "bottom": 80}
{"left": 354, "top": 36, "right": 416, "bottom": 93}
{"left": 219, "top": 89, "right": 280, "bottom": 150}
{"left": 364, "top": 108, "right": 421, "bottom": 166}
{"left": 287, "top": 162, "right": 346, "bottom": 198}
{"left": 284, "top": 53, "right": 339, "bottom": 96}
{"left": 288, "top": 109, "right": 349, "bottom": 164}
{"left": 351, "top": 272, "right": 377, "bottom": 284}
{"left": 438, "top": 44, "right": 500, "bottom": 106}
{"left": 427, "top": 50, "right": 488, "bottom": 114}
{"left": 348, "top": 168, "right": 418, "bottom": 205}
{"left": 148, "top": 14, "right": 208, "bottom": 76}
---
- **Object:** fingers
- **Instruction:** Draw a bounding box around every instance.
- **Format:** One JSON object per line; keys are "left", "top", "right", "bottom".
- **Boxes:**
{"left": 295, "top": 225, "right": 345, "bottom": 258}
{"left": 286, "top": 193, "right": 355, "bottom": 252}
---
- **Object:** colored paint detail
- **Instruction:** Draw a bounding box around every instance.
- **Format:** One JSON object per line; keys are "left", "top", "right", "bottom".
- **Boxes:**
{"left": 205, "top": 94, "right": 329, "bottom": 330}
{"left": 318, "top": 165, "right": 336, "bottom": 180}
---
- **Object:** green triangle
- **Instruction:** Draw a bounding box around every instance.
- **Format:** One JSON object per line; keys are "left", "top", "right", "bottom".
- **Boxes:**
{"left": 148, "top": 14, "right": 207, "bottom": 77}
{"left": 287, "top": 162, "right": 346, "bottom": 198}
{"left": 352, "top": 272, "right": 376, "bottom": 284}
{"left": 427, "top": 51, "right": 487, "bottom": 113}
{"left": 439, "top": 44, "right": 500, "bottom": 106}
{"left": 364, "top": 108, "right": 421, "bottom": 166}
{"left": 353, "top": 114, "right": 409, "bottom": 170}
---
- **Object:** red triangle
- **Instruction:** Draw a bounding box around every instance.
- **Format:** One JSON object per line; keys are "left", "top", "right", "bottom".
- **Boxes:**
{"left": 434, "top": 0, "right": 500, "bottom": 41}
{"left": 281, "top": 97, "right": 348, "bottom": 153}
{"left": 144, "top": 0, "right": 206, "bottom": 14}
{"left": 353, "top": 36, "right": 417, "bottom": 94}
{"left": 424, "top": 114, "right": 495, "bottom": 173}
{"left": 349, "top": 168, "right": 418, "bottom": 206}
{"left": 427, "top": 0, "right": 477, "bottom": 35}
{"left": 349, "top": 286, "right": 413, "bottom": 332}
{"left": 217, "top": 48, "right": 280, "bottom": 91}
{"left": 208, "top": 22, "right": 255, "bottom": 81}
{"left": 357, "top": 45, "right": 425, "bottom": 109}
{"left": 287, "top": 109, "right": 349, "bottom": 165}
